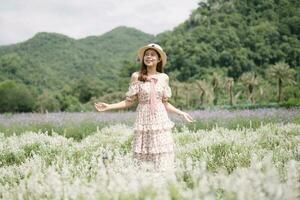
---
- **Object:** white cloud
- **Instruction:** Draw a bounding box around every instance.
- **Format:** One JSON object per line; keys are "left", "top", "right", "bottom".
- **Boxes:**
{"left": 0, "top": 0, "right": 199, "bottom": 45}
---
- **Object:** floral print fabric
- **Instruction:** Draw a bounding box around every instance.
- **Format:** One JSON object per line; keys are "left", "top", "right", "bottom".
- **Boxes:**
{"left": 125, "top": 74, "right": 175, "bottom": 171}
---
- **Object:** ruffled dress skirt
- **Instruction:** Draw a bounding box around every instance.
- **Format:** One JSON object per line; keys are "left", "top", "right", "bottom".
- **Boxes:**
{"left": 132, "top": 102, "right": 175, "bottom": 171}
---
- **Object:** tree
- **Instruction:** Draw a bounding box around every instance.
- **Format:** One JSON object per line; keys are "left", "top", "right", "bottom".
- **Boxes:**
{"left": 266, "top": 62, "right": 296, "bottom": 102}
{"left": 170, "top": 80, "right": 181, "bottom": 104}
{"left": 0, "top": 80, "right": 35, "bottom": 113}
{"left": 196, "top": 80, "right": 207, "bottom": 106}
{"left": 196, "top": 80, "right": 213, "bottom": 106}
{"left": 0, "top": 53, "right": 22, "bottom": 75}
{"left": 211, "top": 72, "right": 223, "bottom": 105}
{"left": 225, "top": 77, "right": 234, "bottom": 105}
{"left": 240, "top": 72, "right": 259, "bottom": 104}
{"left": 37, "top": 90, "right": 60, "bottom": 113}
{"left": 182, "top": 83, "right": 191, "bottom": 109}
{"left": 73, "top": 76, "right": 103, "bottom": 103}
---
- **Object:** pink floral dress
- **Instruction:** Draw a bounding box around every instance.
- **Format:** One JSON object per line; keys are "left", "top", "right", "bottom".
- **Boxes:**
{"left": 125, "top": 73, "right": 175, "bottom": 171}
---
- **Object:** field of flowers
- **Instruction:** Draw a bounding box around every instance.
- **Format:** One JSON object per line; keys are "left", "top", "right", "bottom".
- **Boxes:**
{"left": 0, "top": 108, "right": 299, "bottom": 199}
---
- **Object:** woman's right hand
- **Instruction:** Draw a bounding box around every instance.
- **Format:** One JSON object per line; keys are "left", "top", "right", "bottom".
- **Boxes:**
{"left": 94, "top": 102, "right": 110, "bottom": 112}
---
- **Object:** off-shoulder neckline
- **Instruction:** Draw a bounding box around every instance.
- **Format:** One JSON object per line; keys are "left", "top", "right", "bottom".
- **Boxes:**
{"left": 147, "top": 72, "right": 162, "bottom": 77}
{"left": 148, "top": 72, "right": 163, "bottom": 78}
{"left": 135, "top": 72, "right": 163, "bottom": 77}
{"left": 131, "top": 72, "right": 165, "bottom": 84}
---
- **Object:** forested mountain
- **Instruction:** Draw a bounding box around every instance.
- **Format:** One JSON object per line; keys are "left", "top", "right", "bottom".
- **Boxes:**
{"left": 158, "top": 0, "right": 300, "bottom": 81}
{"left": 0, "top": 26, "right": 154, "bottom": 93}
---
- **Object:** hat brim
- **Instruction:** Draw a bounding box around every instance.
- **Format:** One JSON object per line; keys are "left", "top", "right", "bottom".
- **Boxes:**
{"left": 138, "top": 46, "right": 167, "bottom": 67}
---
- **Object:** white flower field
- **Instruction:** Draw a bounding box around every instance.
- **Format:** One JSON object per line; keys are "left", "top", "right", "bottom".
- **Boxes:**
{"left": 0, "top": 109, "right": 299, "bottom": 199}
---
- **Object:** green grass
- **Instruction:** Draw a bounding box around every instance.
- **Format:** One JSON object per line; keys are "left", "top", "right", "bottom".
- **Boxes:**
{"left": 1, "top": 113, "right": 299, "bottom": 141}
{"left": 0, "top": 121, "right": 114, "bottom": 140}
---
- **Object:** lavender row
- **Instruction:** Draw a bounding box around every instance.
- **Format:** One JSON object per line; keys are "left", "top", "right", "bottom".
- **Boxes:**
{"left": 0, "top": 108, "right": 299, "bottom": 127}
{"left": 0, "top": 111, "right": 136, "bottom": 127}
{"left": 188, "top": 107, "right": 300, "bottom": 122}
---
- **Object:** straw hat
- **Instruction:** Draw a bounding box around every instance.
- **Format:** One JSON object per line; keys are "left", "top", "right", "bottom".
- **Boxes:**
{"left": 138, "top": 43, "right": 167, "bottom": 67}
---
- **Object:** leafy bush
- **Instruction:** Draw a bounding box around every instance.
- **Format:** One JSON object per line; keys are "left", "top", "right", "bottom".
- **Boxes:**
{"left": 0, "top": 80, "right": 35, "bottom": 112}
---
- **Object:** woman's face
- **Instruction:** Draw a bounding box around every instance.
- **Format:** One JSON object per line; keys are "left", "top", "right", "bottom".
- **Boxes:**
{"left": 143, "top": 49, "right": 161, "bottom": 67}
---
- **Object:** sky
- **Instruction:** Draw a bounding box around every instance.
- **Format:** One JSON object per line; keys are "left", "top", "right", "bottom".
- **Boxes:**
{"left": 0, "top": 0, "right": 199, "bottom": 45}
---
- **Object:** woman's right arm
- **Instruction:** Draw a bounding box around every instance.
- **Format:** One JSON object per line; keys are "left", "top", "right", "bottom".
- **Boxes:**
{"left": 95, "top": 100, "right": 134, "bottom": 112}
{"left": 95, "top": 72, "right": 139, "bottom": 112}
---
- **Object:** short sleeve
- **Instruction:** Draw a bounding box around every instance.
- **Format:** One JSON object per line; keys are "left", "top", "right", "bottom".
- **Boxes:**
{"left": 125, "top": 81, "right": 139, "bottom": 102}
{"left": 162, "top": 76, "right": 172, "bottom": 103}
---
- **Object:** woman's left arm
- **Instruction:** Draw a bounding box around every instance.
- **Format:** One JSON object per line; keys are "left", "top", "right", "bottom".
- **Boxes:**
{"left": 163, "top": 101, "right": 195, "bottom": 123}
{"left": 162, "top": 73, "right": 195, "bottom": 122}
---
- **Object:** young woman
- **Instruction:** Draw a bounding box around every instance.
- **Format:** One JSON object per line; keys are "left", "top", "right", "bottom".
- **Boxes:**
{"left": 95, "top": 43, "right": 195, "bottom": 171}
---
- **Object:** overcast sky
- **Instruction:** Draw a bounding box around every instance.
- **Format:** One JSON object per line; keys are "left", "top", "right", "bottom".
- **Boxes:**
{"left": 0, "top": 0, "right": 199, "bottom": 45}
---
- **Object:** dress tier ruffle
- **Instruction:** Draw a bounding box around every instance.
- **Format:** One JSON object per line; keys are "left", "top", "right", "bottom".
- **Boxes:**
{"left": 125, "top": 74, "right": 175, "bottom": 156}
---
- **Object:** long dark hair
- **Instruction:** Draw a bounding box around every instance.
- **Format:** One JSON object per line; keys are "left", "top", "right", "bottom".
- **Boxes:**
{"left": 138, "top": 48, "right": 164, "bottom": 82}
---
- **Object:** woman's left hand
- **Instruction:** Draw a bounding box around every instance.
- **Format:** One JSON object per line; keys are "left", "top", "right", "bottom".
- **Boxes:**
{"left": 180, "top": 112, "right": 195, "bottom": 123}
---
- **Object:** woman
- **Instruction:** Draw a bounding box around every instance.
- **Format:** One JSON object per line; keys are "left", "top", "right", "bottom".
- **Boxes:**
{"left": 95, "top": 43, "right": 195, "bottom": 171}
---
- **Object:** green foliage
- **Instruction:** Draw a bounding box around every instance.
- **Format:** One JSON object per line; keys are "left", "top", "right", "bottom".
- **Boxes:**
{"left": 36, "top": 90, "right": 61, "bottom": 112}
{"left": 0, "top": 80, "right": 35, "bottom": 112}
{"left": 73, "top": 76, "right": 103, "bottom": 103}
{"left": 159, "top": 0, "right": 300, "bottom": 80}
{"left": 208, "top": 143, "right": 251, "bottom": 173}
{"left": 279, "top": 98, "right": 300, "bottom": 108}
{"left": 153, "top": 0, "right": 300, "bottom": 110}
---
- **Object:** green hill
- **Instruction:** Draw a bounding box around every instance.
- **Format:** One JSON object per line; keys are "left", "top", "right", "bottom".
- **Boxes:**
{"left": 0, "top": 26, "right": 154, "bottom": 92}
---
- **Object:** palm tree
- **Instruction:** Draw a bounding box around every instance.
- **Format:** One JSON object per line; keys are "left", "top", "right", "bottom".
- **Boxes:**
{"left": 211, "top": 72, "right": 223, "bottom": 105}
{"left": 196, "top": 80, "right": 206, "bottom": 105}
{"left": 170, "top": 80, "right": 181, "bottom": 104}
{"left": 182, "top": 83, "right": 193, "bottom": 109}
{"left": 233, "top": 91, "right": 242, "bottom": 105}
{"left": 225, "top": 77, "right": 234, "bottom": 105}
{"left": 240, "top": 72, "right": 259, "bottom": 104}
{"left": 196, "top": 80, "right": 213, "bottom": 106}
{"left": 266, "top": 62, "right": 296, "bottom": 102}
